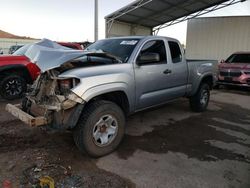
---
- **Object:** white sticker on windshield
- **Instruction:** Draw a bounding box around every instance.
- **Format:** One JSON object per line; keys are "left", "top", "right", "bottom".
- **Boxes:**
{"left": 120, "top": 40, "right": 138, "bottom": 45}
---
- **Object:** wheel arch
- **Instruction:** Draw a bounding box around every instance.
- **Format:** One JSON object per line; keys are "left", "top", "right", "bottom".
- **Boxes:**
{"left": 201, "top": 75, "right": 213, "bottom": 89}
{"left": 191, "top": 74, "right": 214, "bottom": 96}
{"left": 82, "top": 84, "right": 132, "bottom": 116}
{"left": 0, "top": 64, "right": 33, "bottom": 84}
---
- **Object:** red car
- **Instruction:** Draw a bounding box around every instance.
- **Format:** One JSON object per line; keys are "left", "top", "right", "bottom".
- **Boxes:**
{"left": 0, "top": 42, "right": 83, "bottom": 100}
{"left": 218, "top": 52, "right": 250, "bottom": 87}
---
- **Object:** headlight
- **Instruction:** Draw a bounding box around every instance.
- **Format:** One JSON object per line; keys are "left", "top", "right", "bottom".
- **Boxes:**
{"left": 58, "top": 78, "right": 80, "bottom": 93}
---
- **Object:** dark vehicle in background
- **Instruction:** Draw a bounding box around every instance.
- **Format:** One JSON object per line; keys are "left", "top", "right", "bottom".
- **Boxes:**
{"left": 78, "top": 41, "right": 92, "bottom": 49}
{"left": 218, "top": 52, "right": 250, "bottom": 87}
{"left": 8, "top": 45, "right": 23, "bottom": 54}
{"left": 0, "top": 41, "right": 83, "bottom": 100}
{"left": 57, "top": 42, "right": 82, "bottom": 50}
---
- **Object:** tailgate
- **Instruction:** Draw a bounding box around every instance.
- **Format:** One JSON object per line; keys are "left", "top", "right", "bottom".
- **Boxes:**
{"left": 5, "top": 104, "right": 48, "bottom": 127}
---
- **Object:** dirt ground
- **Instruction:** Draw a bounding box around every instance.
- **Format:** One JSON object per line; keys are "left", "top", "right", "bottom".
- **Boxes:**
{"left": 0, "top": 88, "right": 249, "bottom": 188}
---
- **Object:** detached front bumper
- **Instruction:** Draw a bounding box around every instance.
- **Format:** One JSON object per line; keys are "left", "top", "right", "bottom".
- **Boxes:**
{"left": 6, "top": 100, "right": 85, "bottom": 129}
{"left": 5, "top": 104, "right": 49, "bottom": 127}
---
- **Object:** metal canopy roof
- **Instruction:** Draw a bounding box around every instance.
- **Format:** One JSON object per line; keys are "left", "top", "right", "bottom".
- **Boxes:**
{"left": 105, "top": 0, "right": 245, "bottom": 33}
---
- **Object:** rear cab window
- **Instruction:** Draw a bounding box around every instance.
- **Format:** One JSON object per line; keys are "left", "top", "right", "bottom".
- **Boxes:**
{"left": 168, "top": 41, "right": 182, "bottom": 63}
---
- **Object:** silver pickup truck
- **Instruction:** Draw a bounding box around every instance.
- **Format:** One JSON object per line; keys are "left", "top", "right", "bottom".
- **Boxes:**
{"left": 6, "top": 36, "right": 217, "bottom": 157}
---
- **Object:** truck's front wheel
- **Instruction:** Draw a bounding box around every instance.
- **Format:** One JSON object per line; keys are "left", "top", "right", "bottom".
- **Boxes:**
{"left": 189, "top": 83, "right": 210, "bottom": 112}
{"left": 73, "top": 100, "right": 125, "bottom": 157}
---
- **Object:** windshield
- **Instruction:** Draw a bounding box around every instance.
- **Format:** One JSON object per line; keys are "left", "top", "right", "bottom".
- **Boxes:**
{"left": 226, "top": 54, "right": 250, "bottom": 64}
{"left": 13, "top": 44, "right": 31, "bottom": 55}
{"left": 86, "top": 38, "right": 140, "bottom": 63}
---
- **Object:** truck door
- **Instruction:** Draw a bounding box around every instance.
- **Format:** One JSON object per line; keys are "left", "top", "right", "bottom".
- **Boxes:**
{"left": 134, "top": 39, "right": 175, "bottom": 110}
{"left": 167, "top": 40, "right": 188, "bottom": 96}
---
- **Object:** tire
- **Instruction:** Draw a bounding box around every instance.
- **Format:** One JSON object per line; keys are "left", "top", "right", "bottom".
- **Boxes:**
{"left": 73, "top": 100, "right": 125, "bottom": 157}
{"left": 189, "top": 83, "right": 210, "bottom": 112}
{"left": 0, "top": 74, "right": 27, "bottom": 100}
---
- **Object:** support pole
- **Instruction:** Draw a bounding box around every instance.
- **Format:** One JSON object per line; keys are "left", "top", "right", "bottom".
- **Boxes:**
{"left": 94, "top": 0, "right": 98, "bottom": 41}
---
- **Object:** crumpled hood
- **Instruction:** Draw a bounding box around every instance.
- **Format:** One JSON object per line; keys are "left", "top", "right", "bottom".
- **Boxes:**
{"left": 24, "top": 39, "right": 93, "bottom": 72}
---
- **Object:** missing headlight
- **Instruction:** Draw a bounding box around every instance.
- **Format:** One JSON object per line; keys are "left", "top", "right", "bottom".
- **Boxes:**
{"left": 58, "top": 78, "right": 80, "bottom": 94}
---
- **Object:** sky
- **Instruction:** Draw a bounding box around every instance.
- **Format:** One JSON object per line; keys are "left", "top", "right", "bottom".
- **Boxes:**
{"left": 0, "top": 0, "right": 250, "bottom": 44}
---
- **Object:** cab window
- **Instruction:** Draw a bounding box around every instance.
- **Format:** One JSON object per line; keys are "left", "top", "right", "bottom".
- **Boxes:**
{"left": 168, "top": 41, "right": 182, "bottom": 63}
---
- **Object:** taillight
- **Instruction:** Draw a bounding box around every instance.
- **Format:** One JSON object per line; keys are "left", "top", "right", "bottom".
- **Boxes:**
{"left": 26, "top": 63, "right": 41, "bottom": 80}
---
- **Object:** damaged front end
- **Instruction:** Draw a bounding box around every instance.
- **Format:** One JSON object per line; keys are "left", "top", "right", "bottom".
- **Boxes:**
{"left": 7, "top": 70, "right": 84, "bottom": 128}
{"left": 6, "top": 39, "right": 86, "bottom": 128}
{"left": 26, "top": 70, "right": 84, "bottom": 128}
{"left": 6, "top": 38, "right": 122, "bottom": 128}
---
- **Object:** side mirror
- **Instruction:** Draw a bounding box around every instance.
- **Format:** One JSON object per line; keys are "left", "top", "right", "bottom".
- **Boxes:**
{"left": 137, "top": 53, "right": 160, "bottom": 65}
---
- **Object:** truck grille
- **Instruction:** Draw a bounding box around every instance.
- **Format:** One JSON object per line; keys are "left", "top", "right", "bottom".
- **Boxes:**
{"left": 220, "top": 71, "right": 242, "bottom": 77}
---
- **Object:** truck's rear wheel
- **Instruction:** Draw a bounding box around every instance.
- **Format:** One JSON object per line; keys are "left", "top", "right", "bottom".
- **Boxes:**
{"left": 0, "top": 74, "right": 27, "bottom": 100}
{"left": 189, "top": 83, "right": 210, "bottom": 112}
{"left": 73, "top": 100, "right": 125, "bottom": 157}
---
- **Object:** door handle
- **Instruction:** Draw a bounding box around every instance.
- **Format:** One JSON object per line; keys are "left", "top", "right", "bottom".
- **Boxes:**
{"left": 163, "top": 69, "right": 172, "bottom": 74}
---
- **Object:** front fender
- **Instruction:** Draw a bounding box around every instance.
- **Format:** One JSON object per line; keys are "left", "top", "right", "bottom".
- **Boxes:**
{"left": 81, "top": 82, "right": 134, "bottom": 112}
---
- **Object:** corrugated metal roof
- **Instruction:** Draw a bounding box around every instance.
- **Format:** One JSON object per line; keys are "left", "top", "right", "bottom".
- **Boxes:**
{"left": 105, "top": 0, "right": 234, "bottom": 28}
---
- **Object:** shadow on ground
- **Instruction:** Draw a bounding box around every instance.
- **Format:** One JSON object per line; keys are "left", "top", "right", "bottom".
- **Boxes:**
{"left": 214, "top": 85, "right": 250, "bottom": 96}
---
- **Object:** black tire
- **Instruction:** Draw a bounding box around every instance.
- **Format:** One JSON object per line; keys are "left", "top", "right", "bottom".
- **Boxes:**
{"left": 0, "top": 74, "right": 27, "bottom": 100}
{"left": 189, "top": 83, "right": 210, "bottom": 112}
{"left": 73, "top": 100, "right": 125, "bottom": 157}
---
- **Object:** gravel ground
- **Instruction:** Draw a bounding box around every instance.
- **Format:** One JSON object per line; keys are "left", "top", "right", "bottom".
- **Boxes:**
{"left": 0, "top": 88, "right": 249, "bottom": 188}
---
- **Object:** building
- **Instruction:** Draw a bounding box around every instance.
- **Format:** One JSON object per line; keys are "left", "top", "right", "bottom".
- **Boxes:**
{"left": 0, "top": 30, "right": 39, "bottom": 54}
{"left": 186, "top": 16, "right": 250, "bottom": 60}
